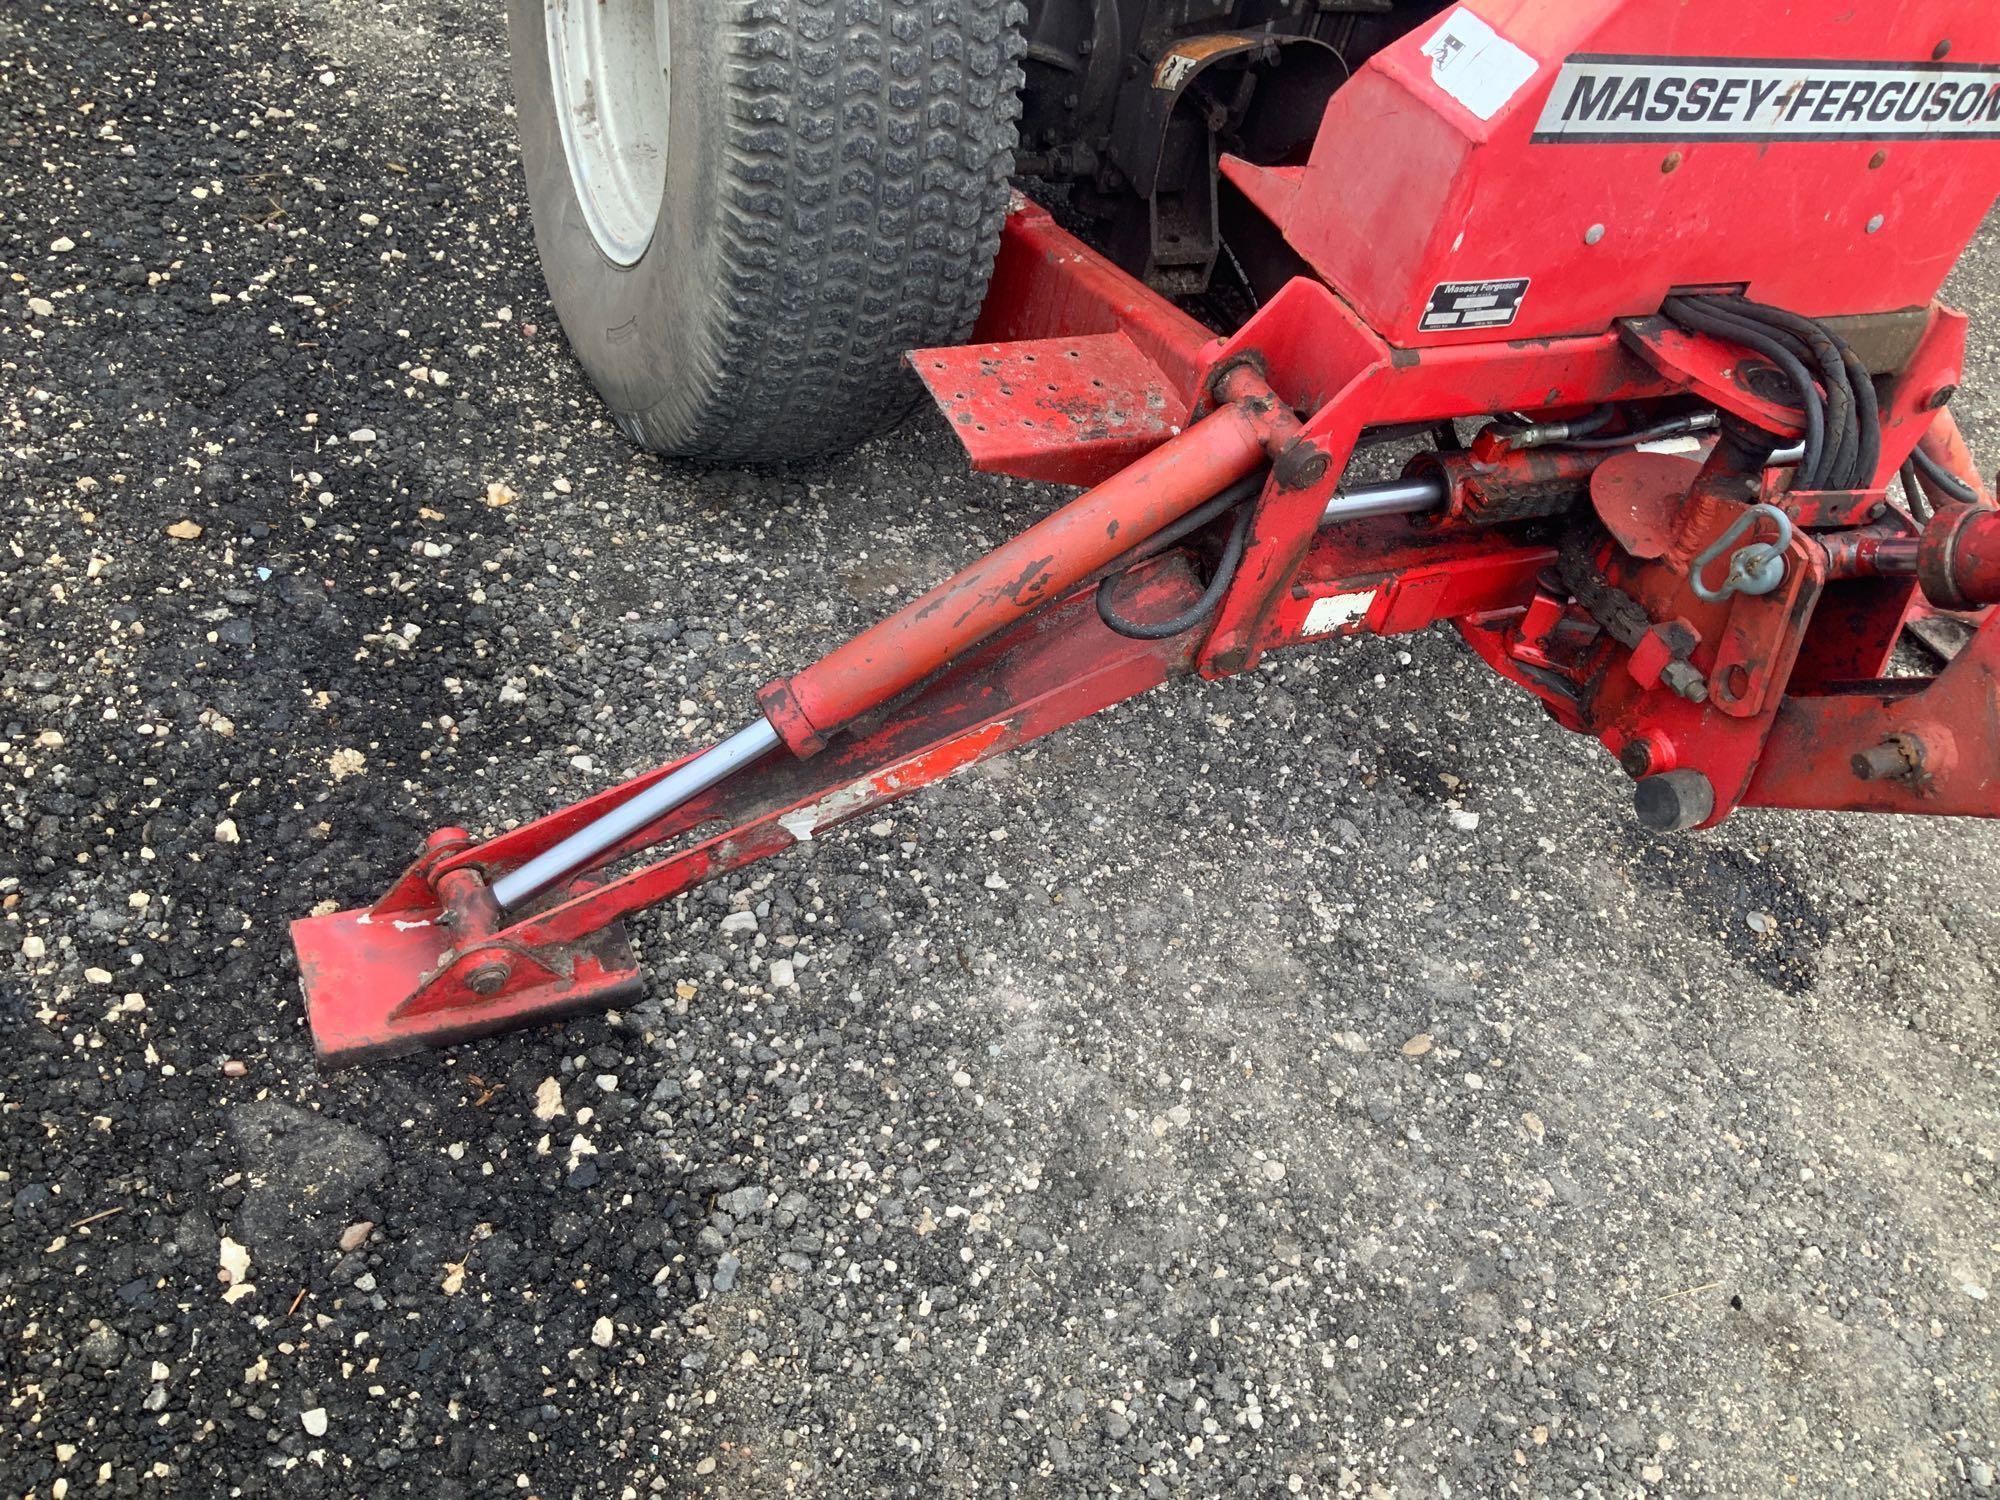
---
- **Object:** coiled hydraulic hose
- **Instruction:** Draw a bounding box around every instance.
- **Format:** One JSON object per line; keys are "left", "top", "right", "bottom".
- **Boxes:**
{"left": 1663, "top": 295, "right": 1829, "bottom": 487}
{"left": 1663, "top": 294, "right": 1885, "bottom": 492}
{"left": 1094, "top": 469, "right": 1266, "bottom": 640}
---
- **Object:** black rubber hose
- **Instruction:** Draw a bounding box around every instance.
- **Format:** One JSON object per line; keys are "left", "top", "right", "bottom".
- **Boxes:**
{"left": 1558, "top": 414, "right": 1715, "bottom": 450}
{"left": 1840, "top": 345, "right": 1882, "bottom": 489}
{"left": 1901, "top": 460, "right": 1934, "bottom": 524}
{"left": 1097, "top": 495, "right": 1257, "bottom": 640}
{"left": 1912, "top": 442, "right": 1980, "bottom": 504}
{"left": 1664, "top": 296, "right": 1827, "bottom": 488}
{"left": 1095, "top": 470, "right": 1266, "bottom": 578}
{"left": 1493, "top": 404, "right": 1617, "bottom": 445}
{"left": 1745, "top": 316, "right": 1854, "bottom": 485}
{"left": 1668, "top": 296, "right": 1829, "bottom": 486}
{"left": 1560, "top": 405, "right": 1619, "bottom": 439}
{"left": 1717, "top": 295, "right": 1858, "bottom": 488}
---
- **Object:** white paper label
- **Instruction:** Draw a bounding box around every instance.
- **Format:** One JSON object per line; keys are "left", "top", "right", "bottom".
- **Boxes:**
{"left": 1302, "top": 590, "right": 1378, "bottom": 637}
{"left": 1418, "top": 7, "right": 1539, "bottom": 122}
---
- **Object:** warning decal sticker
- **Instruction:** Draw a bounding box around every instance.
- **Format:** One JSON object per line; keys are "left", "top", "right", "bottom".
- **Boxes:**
{"left": 1419, "top": 277, "right": 1530, "bottom": 333}
{"left": 1533, "top": 55, "right": 2000, "bottom": 143}
{"left": 1418, "top": 8, "right": 1540, "bottom": 122}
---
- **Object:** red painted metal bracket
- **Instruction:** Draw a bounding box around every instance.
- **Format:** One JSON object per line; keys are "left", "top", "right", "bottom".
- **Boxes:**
{"left": 908, "top": 333, "right": 1192, "bottom": 487}
{"left": 971, "top": 196, "right": 1217, "bottom": 404}
{"left": 1746, "top": 610, "right": 2000, "bottom": 817}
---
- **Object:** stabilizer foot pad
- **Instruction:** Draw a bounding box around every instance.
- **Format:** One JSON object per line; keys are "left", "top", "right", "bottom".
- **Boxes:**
{"left": 291, "top": 906, "right": 644, "bottom": 1068}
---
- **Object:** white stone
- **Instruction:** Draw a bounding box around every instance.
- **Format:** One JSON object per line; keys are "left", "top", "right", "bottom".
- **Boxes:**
{"left": 219, "top": 1236, "right": 251, "bottom": 1286}
{"left": 590, "top": 1316, "right": 615, "bottom": 1349}
{"left": 533, "top": 1076, "right": 565, "bottom": 1122}
{"left": 301, "top": 1408, "right": 328, "bottom": 1438}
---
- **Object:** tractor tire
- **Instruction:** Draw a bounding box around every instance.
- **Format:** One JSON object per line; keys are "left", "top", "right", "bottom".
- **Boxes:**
{"left": 509, "top": 0, "right": 1025, "bottom": 466}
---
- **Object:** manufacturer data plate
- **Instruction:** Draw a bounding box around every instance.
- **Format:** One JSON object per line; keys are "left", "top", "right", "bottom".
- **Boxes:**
{"left": 1419, "top": 277, "right": 1530, "bottom": 333}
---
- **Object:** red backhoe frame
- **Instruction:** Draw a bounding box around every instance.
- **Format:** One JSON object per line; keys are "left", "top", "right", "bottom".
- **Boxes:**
{"left": 293, "top": 0, "right": 2000, "bottom": 1063}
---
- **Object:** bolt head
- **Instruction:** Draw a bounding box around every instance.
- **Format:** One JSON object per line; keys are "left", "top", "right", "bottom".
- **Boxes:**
{"left": 1933, "top": 38, "right": 1952, "bottom": 60}
{"left": 466, "top": 963, "right": 511, "bottom": 996}
{"left": 1866, "top": 213, "right": 1885, "bottom": 234}
{"left": 1584, "top": 223, "right": 1606, "bottom": 246}
{"left": 1274, "top": 443, "right": 1330, "bottom": 490}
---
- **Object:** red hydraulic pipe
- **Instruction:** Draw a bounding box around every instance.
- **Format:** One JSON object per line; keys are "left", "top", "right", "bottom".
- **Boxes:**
{"left": 759, "top": 366, "right": 1307, "bottom": 755}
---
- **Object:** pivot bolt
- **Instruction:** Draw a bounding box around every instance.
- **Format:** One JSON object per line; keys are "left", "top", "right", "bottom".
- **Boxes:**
{"left": 466, "top": 962, "right": 512, "bottom": 996}
{"left": 1273, "top": 441, "right": 1330, "bottom": 490}
{"left": 1851, "top": 735, "right": 1921, "bottom": 782}
{"left": 1618, "top": 738, "right": 1658, "bottom": 778}
{"left": 1634, "top": 769, "right": 1715, "bottom": 833}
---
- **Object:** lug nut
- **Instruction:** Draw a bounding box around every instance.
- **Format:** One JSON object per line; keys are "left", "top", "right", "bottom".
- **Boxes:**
{"left": 1660, "top": 661, "right": 1709, "bottom": 703}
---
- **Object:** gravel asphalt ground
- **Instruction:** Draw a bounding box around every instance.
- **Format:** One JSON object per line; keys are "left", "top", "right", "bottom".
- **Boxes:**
{"left": 4, "top": 2, "right": 1998, "bottom": 1497}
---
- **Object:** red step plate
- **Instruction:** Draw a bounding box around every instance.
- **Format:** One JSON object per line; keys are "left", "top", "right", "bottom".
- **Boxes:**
{"left": 909, "top": 332, "right": 1191, "bottom": 488}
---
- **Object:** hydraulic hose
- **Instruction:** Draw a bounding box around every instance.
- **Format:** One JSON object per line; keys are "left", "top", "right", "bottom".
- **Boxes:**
{"left": 1664, "top": 296, "right": 1827, "bottom": 487}
{"left": 1716, "top": 295, "right": 1858, "bottom": 487}
{"left": 1096, "top": 499, "right": 1257, "bottom": 640}
{"left": 1913, "top": 442, "right": 1979, "bottom": 504}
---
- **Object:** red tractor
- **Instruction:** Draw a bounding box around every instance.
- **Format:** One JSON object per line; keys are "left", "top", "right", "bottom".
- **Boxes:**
{"left": 295, "top": 1, "right": 2000, "bottom": 1063}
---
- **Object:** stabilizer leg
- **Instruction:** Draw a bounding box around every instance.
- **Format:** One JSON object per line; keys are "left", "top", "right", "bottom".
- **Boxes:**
{"left": 292, "top": 557, "right": 1208, "bottom": 1065}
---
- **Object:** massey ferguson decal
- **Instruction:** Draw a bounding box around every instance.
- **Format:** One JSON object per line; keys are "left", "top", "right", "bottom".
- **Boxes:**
{"left": 1533, "top": 56, "right": 2000, "bottom": 143}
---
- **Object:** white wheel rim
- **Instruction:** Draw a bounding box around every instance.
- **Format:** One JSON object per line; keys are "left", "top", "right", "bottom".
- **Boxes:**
{"left": 544, "top": 0, "right": 670, "bottom": 266}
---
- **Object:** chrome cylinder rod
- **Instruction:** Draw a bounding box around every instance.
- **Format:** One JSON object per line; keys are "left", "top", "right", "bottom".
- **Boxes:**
{"left": 491, "top": 716, "right": 783, "bottom": 910}
{"left": 1321, "top": 475, "right": 1445, "bottom": 523}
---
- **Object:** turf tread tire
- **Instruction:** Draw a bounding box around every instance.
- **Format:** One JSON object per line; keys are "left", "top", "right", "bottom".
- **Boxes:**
{"left": 512, "top": 0, "right": 1026, "bottom": 465}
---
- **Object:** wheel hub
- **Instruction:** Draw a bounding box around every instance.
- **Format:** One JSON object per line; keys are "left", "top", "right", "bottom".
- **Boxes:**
{"left": 544, "top": 0, "right": 670, "bottom": 266}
